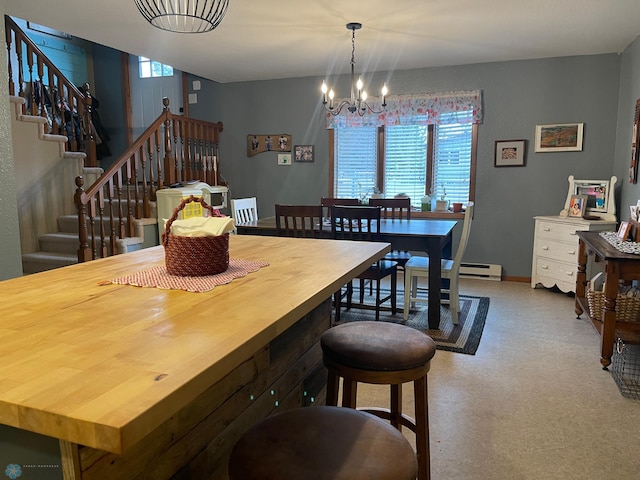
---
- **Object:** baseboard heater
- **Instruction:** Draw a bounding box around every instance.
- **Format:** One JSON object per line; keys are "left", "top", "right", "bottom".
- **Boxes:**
{"left": 459, "top": 262, "right": 502, "bottom": 281}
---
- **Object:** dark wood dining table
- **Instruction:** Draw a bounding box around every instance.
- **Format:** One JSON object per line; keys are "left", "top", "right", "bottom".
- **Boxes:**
{"left": 236, "top": 216, "right": 458, "bottom": 329}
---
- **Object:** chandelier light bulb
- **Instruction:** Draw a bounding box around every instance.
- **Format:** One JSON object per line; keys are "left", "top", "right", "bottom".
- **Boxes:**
{"left": 356, "top": 77, "right": 363, "bottom": 91}
{"left": 382, "top": 84, "right": 388, "bottom": 96}
{"left": 321, "top": 82, "right": 328, "bottom": 94}
{"left": 361, "top": 91, "right": 368, "bottom": 101}
{"left": 329, "top": 89, "right": 335, "bottom": 100}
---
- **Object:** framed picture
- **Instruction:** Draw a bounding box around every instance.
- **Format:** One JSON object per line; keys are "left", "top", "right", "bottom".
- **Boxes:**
{"left": 534, "top": 123, "right": 584, "bottom": 152}
{"left": 617, "top": 221, "right": 631, "bottom": 240}
{"left": 247, "top": 134, "right": 291, "bottom": 157}
{"left": 494, "top": 140, "right": 526, "bottom": 167}
{"left": 630, "top": 99, "right": 640, "bottom": 183}
{"left": 294, "top": 145, "right": 314, "bottom": 162}
{"left": 568, "top": 194, "right": 587, "bottom": 217}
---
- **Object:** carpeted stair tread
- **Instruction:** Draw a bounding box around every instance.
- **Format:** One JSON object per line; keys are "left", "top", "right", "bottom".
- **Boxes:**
{"left": 39, "top": 232, "right": 81, "bottom": 255}
{"left": 22, "top": 252, "right": 77, "bottom": 274}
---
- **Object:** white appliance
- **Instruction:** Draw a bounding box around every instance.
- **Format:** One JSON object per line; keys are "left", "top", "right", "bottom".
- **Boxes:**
{"left": 156, "top": 182, "right": 229, "bottom": 242}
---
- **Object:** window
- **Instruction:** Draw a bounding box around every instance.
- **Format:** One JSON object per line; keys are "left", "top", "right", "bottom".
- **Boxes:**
{"left": 138, "top": 56, "right": 174, "bottom": 78}
{"left": 331, "top": 112, "right": 477, "bottom": 207}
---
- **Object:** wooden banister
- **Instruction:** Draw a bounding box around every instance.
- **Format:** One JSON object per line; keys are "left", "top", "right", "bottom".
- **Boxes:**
{"left": 74, "top": 98, "right": 224, "bottom": 263}
{"left": 5, "top": 15, "right": 97, "bottom": 165}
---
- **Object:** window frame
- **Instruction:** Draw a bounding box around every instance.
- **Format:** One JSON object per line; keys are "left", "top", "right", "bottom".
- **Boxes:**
{"left": 328, "top": 123, "right": 477, "bottom": 218}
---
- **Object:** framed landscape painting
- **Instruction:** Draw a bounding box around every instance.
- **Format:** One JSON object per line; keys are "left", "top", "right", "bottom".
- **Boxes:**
{"left": 535, "top": 123, "right": 584, "bottom": 152}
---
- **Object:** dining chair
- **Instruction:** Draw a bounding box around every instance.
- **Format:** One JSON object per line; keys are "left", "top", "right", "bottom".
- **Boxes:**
{"left": 320, "top": 197, "right": 360, "bottom": 218}
{"left": 368, "top": 197, "right": 413, "bottom": 273}
{"left": 231, "top": 197, "right": 258, "bottom": 224}
{"left": 275, "top": 204, "right": 323, "bottom": 238}
{"left": 403, "top": 202, "right": 475, "bottom": 324}
{"left": 331, "top": 205, "right": 398, "bottom": 322}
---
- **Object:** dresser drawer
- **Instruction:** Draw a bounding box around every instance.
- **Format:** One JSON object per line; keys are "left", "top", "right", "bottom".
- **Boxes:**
{"left": 535, "top": 238, "right": 578, "bottom": 263}
{"left": 536, "top": 221, "right": 580, "bottom": 242}
{"left": 535, "top": 257, "right": 576, "bottom": 282}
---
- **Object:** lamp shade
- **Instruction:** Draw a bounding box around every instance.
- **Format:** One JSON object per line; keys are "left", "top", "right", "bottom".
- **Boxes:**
{"left": 135, "top": 0, "right": 229, "bottom": 33}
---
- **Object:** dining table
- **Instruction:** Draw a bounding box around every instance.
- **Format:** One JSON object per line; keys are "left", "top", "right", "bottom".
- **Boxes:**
{"left": 236, "top": 216, "right": 458, "bottom": 329}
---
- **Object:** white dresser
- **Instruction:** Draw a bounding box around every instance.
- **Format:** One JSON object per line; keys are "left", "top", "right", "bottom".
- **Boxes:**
{"left": 531, "top": 216, "right": 616, "bottom": 293}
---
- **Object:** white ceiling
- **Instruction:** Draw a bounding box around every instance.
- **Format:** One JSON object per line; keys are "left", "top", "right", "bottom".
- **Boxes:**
{"left": 4, "top": 0, "right": 640, "bottom": 84}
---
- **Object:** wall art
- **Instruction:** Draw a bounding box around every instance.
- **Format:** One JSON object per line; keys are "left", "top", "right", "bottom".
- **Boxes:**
{"left": 247, "top": 134, "right": 291, "bottom": 157}
{"left": 534, "top": 123, "right": 583, "bottom": 152}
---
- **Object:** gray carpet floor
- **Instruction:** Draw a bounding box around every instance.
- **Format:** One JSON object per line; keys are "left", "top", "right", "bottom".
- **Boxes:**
{"left": 356, "top": 278, "right": 640, "bottom": 480}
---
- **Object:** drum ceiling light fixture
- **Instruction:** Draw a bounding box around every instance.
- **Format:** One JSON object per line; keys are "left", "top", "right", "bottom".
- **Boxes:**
{"left": 135, "top": 0, "right": 229, "bottom": 34}
{"left": 321, "top": 22, "right": 388, "bottom": 116}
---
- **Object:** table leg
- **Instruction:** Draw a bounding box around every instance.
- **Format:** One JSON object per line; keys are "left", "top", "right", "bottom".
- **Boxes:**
{"left": 427, "top": 238, "right": 443, "bottom": 329}
{"left": 575, "top": 238, "right": 587, "bottom": 317}
{"left": 601, "top": 265, "right": 618, "bottom": 369}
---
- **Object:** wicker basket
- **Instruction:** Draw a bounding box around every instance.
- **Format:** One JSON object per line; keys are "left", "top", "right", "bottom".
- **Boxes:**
{"left": 162, "top": 196, "right": 229, "bottom": 276}
{"left": 586, "top": 287, "right": 640, "bottom": 322}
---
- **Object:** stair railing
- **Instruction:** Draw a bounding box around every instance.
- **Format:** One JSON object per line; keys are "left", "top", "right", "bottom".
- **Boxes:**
{"left": 74, "top": 97, "right": 224, "bottom": 262}
{"left": 5, "top": 15, "right": 97, "bottom": 165}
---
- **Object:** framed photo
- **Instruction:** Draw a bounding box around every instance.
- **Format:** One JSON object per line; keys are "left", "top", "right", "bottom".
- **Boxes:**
{"left": 568, "top": 194, "right": 587, "bottom": 217}
{"left": 294, "top": 145, "right": 314, "bottom": 162}
{"left": 617, "top": 221, "right": 631, "bottom": 240}
{"left": 247, "top": 134, "right": 291, "bottom": 157}
{"left": 494, "top": 140, "right": 526, "bottom": 167}
{"left": 630, "top": 99, "right": 640, "bottom": 183}
{"left": 534, "top": 123, "right": 584, "bottom": 152}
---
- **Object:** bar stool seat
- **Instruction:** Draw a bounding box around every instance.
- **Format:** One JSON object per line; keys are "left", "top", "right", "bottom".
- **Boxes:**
{"left": 321, "top": 321, "right": 437, "bottom": 480}
{"left": 228, "top": 406, "right": 418, "bottom": 480}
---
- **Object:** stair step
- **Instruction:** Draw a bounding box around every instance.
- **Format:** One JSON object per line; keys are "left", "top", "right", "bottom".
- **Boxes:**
{"left": 39, "top": 232, "right": 79, "bottom": 255}
{"left": 22, "top": 252, "right": 77, "bottom": 275}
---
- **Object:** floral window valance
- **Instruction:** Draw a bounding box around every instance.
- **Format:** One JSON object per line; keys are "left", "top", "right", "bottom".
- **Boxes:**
{"left": 325, "top": 89, "right": 483, "bottom": 128}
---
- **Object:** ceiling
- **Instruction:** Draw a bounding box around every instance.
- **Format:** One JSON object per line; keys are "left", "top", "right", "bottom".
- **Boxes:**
{"left": 4, "top": 0, "right": 640, "bottom": 84}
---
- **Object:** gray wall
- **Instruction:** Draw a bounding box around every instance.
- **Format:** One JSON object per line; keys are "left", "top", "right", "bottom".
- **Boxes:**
{"left": 188, "top": 54, "right": 622, "bottom": 278}
{"left": 615, "top": 36, "right": 640, "bottom": 210}
{"left": 0, "top": 9, "right": 23, "bottom": 280}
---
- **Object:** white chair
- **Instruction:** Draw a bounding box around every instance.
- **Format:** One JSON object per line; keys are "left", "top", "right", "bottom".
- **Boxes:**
{"left": 231, "top": 197, "right": 258, "bottom": 224}
{"left": 403, "top": 202, "right": 474, "bottom": 324}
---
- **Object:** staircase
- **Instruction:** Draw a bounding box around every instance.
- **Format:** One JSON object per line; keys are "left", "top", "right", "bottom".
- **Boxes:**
{"left": 22, "top": 201, "right": 159, "bottom": 274}
{"left": 10, "top": 95, "right": 159, "bottom": 274}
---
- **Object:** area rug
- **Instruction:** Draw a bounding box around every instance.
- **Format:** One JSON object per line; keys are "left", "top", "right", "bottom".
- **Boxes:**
{"left": 335, "top": 288, "right": 490, "bottom": 355}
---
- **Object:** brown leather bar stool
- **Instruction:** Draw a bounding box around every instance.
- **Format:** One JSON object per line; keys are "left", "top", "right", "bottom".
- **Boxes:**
{"left": 321, "top": 321, "right": 437, "bottom": 480}
{"left": 228, "top": 406, "right": 418, "bottom": 480}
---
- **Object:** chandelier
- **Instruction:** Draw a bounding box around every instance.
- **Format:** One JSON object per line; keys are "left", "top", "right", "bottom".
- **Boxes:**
{"left": 134, "top": 0, "right": 229, "bottom": 34}
{"left": 321, "top": 23, "right": 388, "bottom": 116}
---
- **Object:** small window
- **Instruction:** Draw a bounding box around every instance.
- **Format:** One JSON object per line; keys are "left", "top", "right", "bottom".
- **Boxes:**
{"left": 138, "top": 56, "right": 174, "bottom": 78}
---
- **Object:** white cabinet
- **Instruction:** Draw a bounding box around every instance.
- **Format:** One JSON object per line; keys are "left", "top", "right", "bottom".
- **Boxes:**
{"left": 531, "top": 216, "right": 616, "bottom": 293}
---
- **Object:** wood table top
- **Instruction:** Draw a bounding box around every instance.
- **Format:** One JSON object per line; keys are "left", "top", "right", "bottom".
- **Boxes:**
{"left": 0, "top": 236, "right": 389, "bottom": 453}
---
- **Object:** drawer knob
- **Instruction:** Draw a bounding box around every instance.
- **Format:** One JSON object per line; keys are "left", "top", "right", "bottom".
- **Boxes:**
{"left": 542, "top": 246, "right": 549, "bottom": 250}
{"left": 565, "top": 271, "right": 574, "bottom": 277}
{"left": 543, "top": 227, "right": 551, "bottom": 231}
{"left": 541, "top": 264, "right": 548, "bottom": 270}
{"left": 567, "top": 249, "right": 575, "bottom": 254}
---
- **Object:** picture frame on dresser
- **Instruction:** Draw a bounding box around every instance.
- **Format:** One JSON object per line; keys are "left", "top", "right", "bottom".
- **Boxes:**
{"left": 568, "top": 195, "right": 587, "bottom": 217}
{"left": 560, "top": 175, "right": 617, "bottom": 222}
